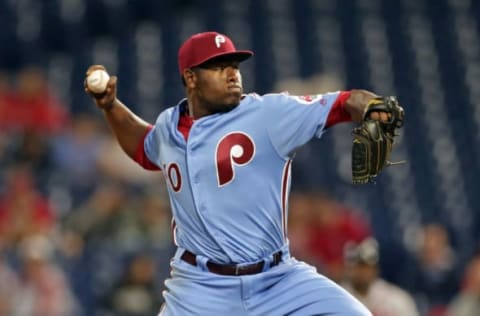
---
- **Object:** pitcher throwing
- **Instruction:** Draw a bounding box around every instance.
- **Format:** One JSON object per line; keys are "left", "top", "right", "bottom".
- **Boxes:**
{"left": 85, "top": 31, "right": 404, "bottom": 315}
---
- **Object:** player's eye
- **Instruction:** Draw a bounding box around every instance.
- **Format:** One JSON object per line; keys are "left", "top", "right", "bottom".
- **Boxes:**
{"left": 203, "top": 65, "right": 224, "bottom": 71}
{"left": 218, "top": 64, "right": 239, "bottom": 71}
{"left": 218, "top": 64, "right": 230, "bottom": 71}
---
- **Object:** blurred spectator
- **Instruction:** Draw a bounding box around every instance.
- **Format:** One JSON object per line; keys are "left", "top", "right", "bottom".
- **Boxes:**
{"left": 60, "top": 183, "right": 172, "bottom": 313}
{"left": 12, "top": 235, "right": 80, "bottom": 316}
{"left": 0, "top": 165, "right": 56, "bottom": 246}
{"left": 0, "top": 71, "right": 13, "bottom": 165}
{"left": 289, "top": 191, "right": 371, "bottom": 282}
{"left": 342, "top": 238, "right": 420, "bottom": 316}
{"left": 61, "top": 181, "right": 130, "bottom": 250}
{"left": 62, "top": 183, "right": 172, "bottom": 255}
{"left": 2, "top": 130, "right": 54, "bottom": 185}
{"left": 131, "top": 190, "right": 172, "bottom": 250}
{"left": 51, "top": 113, "right": 107, "bottom": 205}
{"left": 0, "top": 71, "right": 10, "bottom": 101}
{"left": 0, "top": 71, "right": 13, "bottom": 129}
{"left": 0, "top": 247, "right": 20, "bottom": 316}
{"left": 99, "top": 253, "right": 162, "bottom": 316}
{"left": 445, "top": 254, "right": 480, "bottom": 316}
{"left": 0, "top": 66, "right": 69, "bottom": 135}
{"left": 408, "top": 223, "right": 460, "bottom": 315}
{"left": 288, "top": 191, "right": 317, "bottom": 261}
{"left": 97, "top": 134, "right": 162, "bottom": 185}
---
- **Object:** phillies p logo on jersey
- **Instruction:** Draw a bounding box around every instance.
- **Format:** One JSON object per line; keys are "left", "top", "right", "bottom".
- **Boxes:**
{"left": 215, "top": 132, "right": 255, "bottom": 186}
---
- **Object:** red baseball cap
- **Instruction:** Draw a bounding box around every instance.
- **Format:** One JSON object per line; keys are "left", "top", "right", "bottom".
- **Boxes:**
{"left": 178, "top": 32, "right": 253, "bottom": 75}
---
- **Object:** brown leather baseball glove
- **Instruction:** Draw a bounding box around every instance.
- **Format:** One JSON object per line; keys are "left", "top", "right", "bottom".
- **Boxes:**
{"left": 352, "top": 96, "right": 405, "bottom": 184}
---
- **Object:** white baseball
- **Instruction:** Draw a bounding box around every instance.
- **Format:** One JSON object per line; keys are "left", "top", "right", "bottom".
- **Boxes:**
{"left": 87, "top": 69, "right": 110, "bottom": 94}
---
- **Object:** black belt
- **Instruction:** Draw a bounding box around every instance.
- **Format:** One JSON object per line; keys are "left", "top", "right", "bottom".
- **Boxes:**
{"left": 181, "top": 250, "right": 282, "bottom": 276}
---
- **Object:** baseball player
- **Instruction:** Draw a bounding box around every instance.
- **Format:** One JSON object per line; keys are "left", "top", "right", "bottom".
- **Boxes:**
{"left": 85, "top": 31, "right": 400, "bottom": 315}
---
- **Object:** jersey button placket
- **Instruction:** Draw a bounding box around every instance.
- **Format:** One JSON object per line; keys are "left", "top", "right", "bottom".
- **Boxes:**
{"left": 187, "top": 151, "right": 200, "bottom": 185}
{"left": 186, "top": 135, "right": 204, "bottom": 217}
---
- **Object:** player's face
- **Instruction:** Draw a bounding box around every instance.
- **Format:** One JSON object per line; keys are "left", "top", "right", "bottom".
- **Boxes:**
{"left": 190, "top": 56, "right": 243, "bottom": 115}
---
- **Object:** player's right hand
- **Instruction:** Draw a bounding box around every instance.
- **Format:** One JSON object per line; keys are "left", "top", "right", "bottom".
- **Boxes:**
{"left": 84, "top": 65, "right": 118, "bottom": 111}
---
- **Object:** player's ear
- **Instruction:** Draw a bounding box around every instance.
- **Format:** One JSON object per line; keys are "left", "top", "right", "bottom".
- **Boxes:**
{"left": 183, "top": 69, "right": 197, "bottom": 88}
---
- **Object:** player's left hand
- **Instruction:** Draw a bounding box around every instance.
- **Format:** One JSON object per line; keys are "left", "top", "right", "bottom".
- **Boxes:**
{"left": 351, "top": 96, "right": 405, "bottom": 184}
{"left": 368, "top": 110, "right": 391, "bottom": 122}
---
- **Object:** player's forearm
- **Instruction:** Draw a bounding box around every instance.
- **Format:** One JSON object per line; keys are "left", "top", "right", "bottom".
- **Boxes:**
{"left": 344, "top": 89, "right": 379, "bottom": 122}
{"left": 103, "top": 99, "right": 152, "bottom": 158}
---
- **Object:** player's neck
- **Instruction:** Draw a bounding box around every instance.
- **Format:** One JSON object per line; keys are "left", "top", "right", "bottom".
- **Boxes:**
{"left": 186, "top": 102, "right": 200, "bottom": 120}
{"left": 187, "top": 97, "right": 239, "bottom": 119}
{"left": 186, "top": 100, "right": 213, "bottom": 120}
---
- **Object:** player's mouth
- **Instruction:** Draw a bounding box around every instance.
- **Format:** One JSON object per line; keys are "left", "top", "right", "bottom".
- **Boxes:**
{"left": 228, "top": 85, "right": 242, "bottom": 92}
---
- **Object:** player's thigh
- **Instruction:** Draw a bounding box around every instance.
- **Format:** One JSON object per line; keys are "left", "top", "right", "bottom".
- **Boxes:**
{"left": 248, "top": 259, "right": 372, "bottom": 316}
{"left": 159, "top": 259, "right": 245, "bottom": 316}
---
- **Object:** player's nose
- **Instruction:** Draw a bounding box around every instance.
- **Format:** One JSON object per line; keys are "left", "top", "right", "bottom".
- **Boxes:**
{"left": 226, "top": 67, "right": 240, "bottom": 83}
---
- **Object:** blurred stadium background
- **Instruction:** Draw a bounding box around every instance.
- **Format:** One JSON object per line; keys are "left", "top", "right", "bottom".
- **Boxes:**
{"left": 0, "top": 0, "right": 479, "bottom": 315}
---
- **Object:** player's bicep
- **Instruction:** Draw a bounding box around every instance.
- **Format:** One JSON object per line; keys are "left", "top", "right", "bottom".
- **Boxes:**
{"left": 266, "top": 92, "right": 339, "bottom": 157}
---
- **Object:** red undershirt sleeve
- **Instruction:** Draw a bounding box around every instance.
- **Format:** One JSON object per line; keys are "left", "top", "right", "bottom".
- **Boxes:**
{"left": 325, "top": 91, "right": 353, "bottom": 128}
{"left": 133, "top": 125, "right": 161, "bottom": 170}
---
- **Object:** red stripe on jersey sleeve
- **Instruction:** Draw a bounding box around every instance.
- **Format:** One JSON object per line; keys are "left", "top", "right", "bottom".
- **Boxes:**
{"left": 325, "top": 91, "right": 352, "bottom": 128}
{"left": 133, "top": 125, "right": 161, "bottom": 170}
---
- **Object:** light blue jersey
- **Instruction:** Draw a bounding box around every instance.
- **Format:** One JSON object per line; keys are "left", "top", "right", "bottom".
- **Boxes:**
{"left": 145, "top": 92, "right": 338, "bottom": 263}
{"left": 145, "top": 91, "right": 372, "bottom": 315}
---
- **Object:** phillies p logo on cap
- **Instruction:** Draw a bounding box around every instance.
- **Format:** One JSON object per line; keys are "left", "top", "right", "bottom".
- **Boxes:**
{"left": 215, "top": 35, "right": 226, "bottom": 48}
{"left": 177, "top": 32, "right": 254, "bottom": 75}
